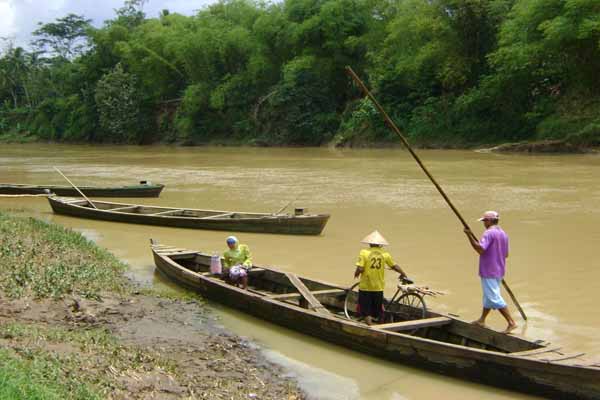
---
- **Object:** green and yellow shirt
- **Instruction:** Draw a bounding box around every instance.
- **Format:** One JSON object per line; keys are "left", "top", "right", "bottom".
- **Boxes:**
{"left": 356, "top": 247, "right": 395, "bottom": 292}
{"left": 223, "top": 244, "right": 252, "bottom": 268}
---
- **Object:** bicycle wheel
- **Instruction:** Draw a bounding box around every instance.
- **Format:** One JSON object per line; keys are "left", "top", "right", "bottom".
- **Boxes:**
{"left": 394, "top": 292, "right": 427, "bottom": 321}
{"left": 343, "top": 282, "right": 360, "bottom": 320}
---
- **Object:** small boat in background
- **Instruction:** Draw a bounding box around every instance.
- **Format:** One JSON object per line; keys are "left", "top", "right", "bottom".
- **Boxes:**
{"left": 151, "top": 241, "right": 600, "bottom": 400}
{"left": 47, "top": 197, "right": 330, "bottom": 235}
{"left": 0, "top": 181, "right": 164, "bottom": 197}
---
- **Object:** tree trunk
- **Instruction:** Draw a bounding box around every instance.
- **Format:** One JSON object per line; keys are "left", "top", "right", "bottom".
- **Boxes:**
{"left": 10, "top": 89, "right": 18, "bottom": 108}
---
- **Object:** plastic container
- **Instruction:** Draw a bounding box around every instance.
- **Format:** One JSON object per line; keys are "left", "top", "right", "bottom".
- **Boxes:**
{"left": 210, "top": 255, "right": 222, "bottom": 275}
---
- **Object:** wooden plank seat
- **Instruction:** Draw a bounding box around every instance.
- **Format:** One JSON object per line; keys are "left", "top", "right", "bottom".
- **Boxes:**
{"left": 246, "top": 288, "right": 271, "bottom": 296}
{"left": 284, "top": 272, "right": 331, "bottom": 315}
{"left": 248, "top": 267, "right": 265, "bottom": 274}
{"left": 110, "top": 205, "right": 139, "bottom": 212}
{"left": 168, "top": 252, "right": 199, "bottom": 259}
{"left": 268, "top": 289, "right": 346, "bottom": 300}
{"left": 511, "top": 346, "right": 562, "bottom": 357}
{"left": 374, "top": 317, "right": 452, "bottom": 332}
{"left": 148, "top": 209, "right": 184, "bottom": 216}
{"left": 201, "top": 212, "right": 235, "bottom": 220}
{"left": 541, "top": 353, "right": 586, "bottom": 362}
{"left": 200, "top": 267, "right": 265, "bottom": 277}
{"left": 155, "top": 248, "right": 189, "bottom": 254}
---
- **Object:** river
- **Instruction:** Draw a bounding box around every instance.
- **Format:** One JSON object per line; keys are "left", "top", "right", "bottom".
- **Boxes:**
{"left": 2, "top": 143, "right": 599, "bottom": 399}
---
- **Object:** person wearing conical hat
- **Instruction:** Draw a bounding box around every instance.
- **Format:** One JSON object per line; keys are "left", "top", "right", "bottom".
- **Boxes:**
{"left": 354, "top": 230, "right": 408, "bottom": 325}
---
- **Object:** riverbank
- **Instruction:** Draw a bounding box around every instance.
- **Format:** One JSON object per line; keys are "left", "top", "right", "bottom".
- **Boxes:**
{"left": 3, "top": 130, "right": 599, "bottom": 153}
{"left": 0, "top": 212, "right": 304, "bottom": 400}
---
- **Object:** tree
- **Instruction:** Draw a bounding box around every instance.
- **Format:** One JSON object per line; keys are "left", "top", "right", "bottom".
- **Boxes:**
{"left": 0, "top": 46, "right": 33, "bottom": 109}
{"left": 94, "top": 63, "right": 141, "bottom": 142}
{"left": 490, "top": 0, "right": 600, "bottom": 92}
{"left": 32, "top": 14, "right": 92, "bottom": 59}
{"left": 114, "top": 0, "right": 149, "bottom": 29}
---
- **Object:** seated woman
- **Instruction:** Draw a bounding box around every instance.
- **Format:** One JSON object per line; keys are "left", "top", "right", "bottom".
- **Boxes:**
{"left": 223, "top": 236, "right": 252, "bottom": 289}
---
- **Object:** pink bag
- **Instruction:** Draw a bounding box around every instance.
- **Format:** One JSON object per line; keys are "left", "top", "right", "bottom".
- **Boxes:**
{"left": 210, "top": 255, "right": 222, "bottom": 275}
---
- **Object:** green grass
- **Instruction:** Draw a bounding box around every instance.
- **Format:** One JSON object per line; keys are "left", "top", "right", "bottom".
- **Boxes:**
{"left": 0, "top": 213, "right": 198, "bottom": 400}
{"left": 137, "top": 284, "right": 204, "bottom": 302}
{"left": 0, "top": 322, "right": 176, "bottom": 400}
{"left": 0, "top": 323, "right": 118, "bottom": 351}
{"left": 0, "top": 349, "right": 101, "bottom": 400}
{"left": 0, "top": 212, "right": 130, "bottom": 299}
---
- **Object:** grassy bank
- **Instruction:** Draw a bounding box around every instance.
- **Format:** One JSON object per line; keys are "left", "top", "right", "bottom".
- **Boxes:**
{"left": 0, "top": 212, "right": 129, "bottom": 299}
{"left": 0, "top": 348, "right": 100, "bottom": 400}
{"left": 0, "top": 213, "right": 132, "bottom": 399}
{"left": 0, "top": 212, "right": 303, "bottom": 399}
{"left": 0, "top": 322, "right": 172, "bottom": 400}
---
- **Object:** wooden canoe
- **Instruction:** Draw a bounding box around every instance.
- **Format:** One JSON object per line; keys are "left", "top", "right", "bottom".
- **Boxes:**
{"left": 0, "top": 182, "right": 164, "bottom": 197}
{"left": 151, "top": 242, "right": 600, "bottom": 399}
{"left": 48, "top": 197, "right": 330, "bottom": 235}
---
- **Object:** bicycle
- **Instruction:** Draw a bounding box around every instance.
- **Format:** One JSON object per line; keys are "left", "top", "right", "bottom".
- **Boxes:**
{"left": 344, "top": 276, "right": 444, "bottom": 332}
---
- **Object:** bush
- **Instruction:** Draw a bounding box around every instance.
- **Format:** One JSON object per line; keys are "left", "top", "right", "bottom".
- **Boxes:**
{"left": 94, "top": 63, "right": 141, "bottom": 143}
{"left": 566, "top": 123, "right": 600, "bottom": 147}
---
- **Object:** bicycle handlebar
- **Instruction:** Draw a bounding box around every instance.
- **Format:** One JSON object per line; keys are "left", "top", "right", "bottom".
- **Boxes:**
{"left": 400, "top": 276, "right": 414, "bottom": 285}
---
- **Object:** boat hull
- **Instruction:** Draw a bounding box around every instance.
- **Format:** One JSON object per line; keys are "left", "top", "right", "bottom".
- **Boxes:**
{"left": 0, "top": 183, "right": 164, "bottom": 197}
{"left": 152, "top": 247, "right": 600, "bottom": 400}
{"left": 48, "top": 197, "right": 329, "bottom": 235}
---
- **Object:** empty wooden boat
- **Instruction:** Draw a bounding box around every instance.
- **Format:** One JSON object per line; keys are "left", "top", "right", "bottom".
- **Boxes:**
{"left": 151, "top": 242, "right": 600, "bottom": 400}
{"left": 0, "top": 182, "right": 164, "bottom": 197}
{"left": 48, "top": 197, "right": 329, "bottom": 235}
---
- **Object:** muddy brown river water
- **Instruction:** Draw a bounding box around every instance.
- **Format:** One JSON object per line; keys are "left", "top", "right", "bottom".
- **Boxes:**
{"left": 2, "top": 144, "right": 600, "bottom": 399}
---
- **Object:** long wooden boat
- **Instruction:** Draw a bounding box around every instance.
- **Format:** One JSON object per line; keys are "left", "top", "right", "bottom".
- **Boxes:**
{"left": 48, "top": 197, "right": 330, "bottom": 235}
{"left": 151, "top": 242, "right": 600, "bottom": 399}
{"left": 0, "top": 182, "right": 164, "bottom": 197}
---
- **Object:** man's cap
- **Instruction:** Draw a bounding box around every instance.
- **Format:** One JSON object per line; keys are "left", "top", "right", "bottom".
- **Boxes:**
{"left": 478, "top": 211, "right": 499, "bottom": 221}
{"left": 361, "top": 230, "right": 389, "bottom": 246}
{"left": 226, "top": 236, "right": 238, "bottom": 244}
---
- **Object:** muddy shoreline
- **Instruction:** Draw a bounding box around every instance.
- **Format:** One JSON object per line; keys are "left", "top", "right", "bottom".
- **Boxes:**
{"left": 0, "top": 211, "right": 304, "bottom": 399}
{"left": 0, "top": 291, "right": 304, "bottom": 399}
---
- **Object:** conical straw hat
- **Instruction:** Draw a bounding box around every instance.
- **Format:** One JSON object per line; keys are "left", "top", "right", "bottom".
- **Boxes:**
{"left": 361, "top": 230, "right": 389, "bottom": 246}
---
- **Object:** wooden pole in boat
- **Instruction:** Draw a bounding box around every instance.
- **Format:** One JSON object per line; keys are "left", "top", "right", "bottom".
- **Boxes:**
{"left": 275, "top": 194, "right": 300, "bottom": 215}
{"left": 53, "top": 167, "right": 98, "bottom": 209}
{"left": 345, "top": 66, "right": 528, "bottom": 321}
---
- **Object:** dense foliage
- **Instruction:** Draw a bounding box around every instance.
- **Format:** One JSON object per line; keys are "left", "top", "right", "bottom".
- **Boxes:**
{"left": 1, "top": 0, "right": 599, "bottom": 146}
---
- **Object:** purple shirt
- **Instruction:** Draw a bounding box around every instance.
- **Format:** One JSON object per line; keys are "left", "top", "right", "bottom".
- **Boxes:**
{"left": 479, "top": 226, "right": 509, "bottom": 278}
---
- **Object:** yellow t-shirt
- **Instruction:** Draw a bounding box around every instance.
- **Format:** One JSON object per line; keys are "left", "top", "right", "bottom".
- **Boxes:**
{"left": 356, "top": 247, "right": 395, "bottom": 292}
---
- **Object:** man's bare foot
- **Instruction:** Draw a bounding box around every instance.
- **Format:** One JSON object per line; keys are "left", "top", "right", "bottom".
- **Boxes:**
{"left": 471, "top": 320, "right": 486, "bottom": 327}
{"left": 502, "top": 323, "right": 518, "bottom": 334}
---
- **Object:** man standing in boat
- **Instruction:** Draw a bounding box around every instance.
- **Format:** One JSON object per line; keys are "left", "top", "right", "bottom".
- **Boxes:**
{"left": 223, "top": 236, "right": 252, "bottom": 290}
{"left": 353, "top": 230, "right": 408, "bottom": 325}
{"left": 464, "top": 211, "right": 517, "bottom": 333}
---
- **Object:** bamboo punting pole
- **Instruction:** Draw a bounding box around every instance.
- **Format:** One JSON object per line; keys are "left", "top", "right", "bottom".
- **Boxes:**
{"left": 345, "top": 66, "right": 527, "bottom": 321}
{"left": 53, "top": 167, "right": 98, "bottom": 209}
{"left": 275, "top": 194, "right": 300, "bottom": 215}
